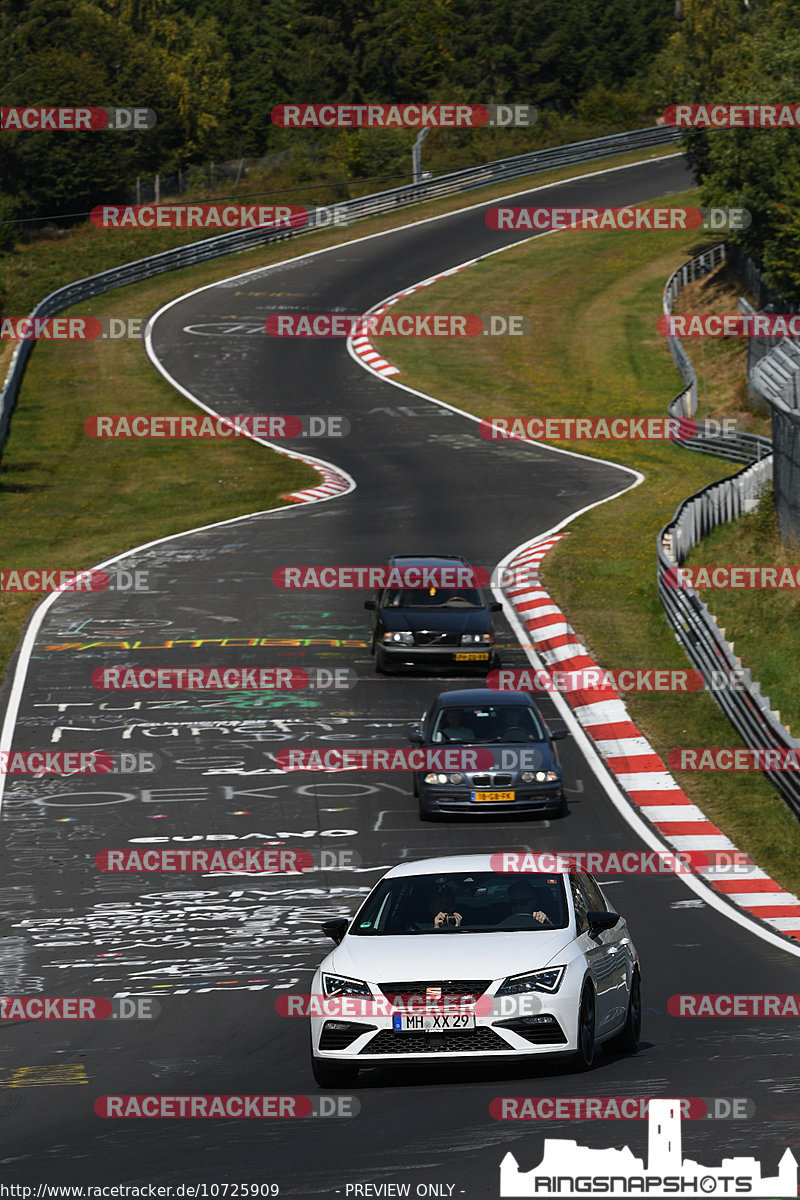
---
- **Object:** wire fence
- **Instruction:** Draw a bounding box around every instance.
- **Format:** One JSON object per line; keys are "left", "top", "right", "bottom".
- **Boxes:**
{"left": 126, "top": 149, "right": 298, "bottom": 204}
{"left": 0, "top": 122, "right": 683, "bottom": 455}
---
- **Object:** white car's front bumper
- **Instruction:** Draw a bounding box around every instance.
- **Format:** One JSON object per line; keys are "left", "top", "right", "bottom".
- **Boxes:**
{"left": 309, "top": 973, "right": 583, "bottom": 1066}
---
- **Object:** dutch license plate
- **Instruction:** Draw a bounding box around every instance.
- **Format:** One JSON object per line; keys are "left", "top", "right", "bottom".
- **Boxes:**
{"left": 454, "top": 652, "right": 489, "bottom": 661}
{"left": 472, "top": 790, "right": 515, "bottom": 803}
{"left": 392, "top": 1012, "right": 475, "bottom": 1031}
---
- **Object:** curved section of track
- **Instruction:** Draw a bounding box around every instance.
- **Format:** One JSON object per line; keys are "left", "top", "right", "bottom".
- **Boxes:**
{"left": 0, "top": 156, "right": 797, "bottom": 1190}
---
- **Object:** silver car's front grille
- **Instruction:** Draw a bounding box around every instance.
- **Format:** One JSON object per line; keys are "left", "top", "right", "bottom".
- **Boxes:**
{"left": 470, "top": 773, "right": 514, "bottom": 787}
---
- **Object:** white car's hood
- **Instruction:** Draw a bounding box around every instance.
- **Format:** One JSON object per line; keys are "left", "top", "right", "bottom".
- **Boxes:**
{"left": 326, "top": 929, "right": 575, "bottom": 986}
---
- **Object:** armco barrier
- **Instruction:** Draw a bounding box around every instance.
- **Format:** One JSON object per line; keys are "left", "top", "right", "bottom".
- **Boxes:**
{"left": 0, "top": 123, "right": 682, "bottom": 457}
{"left": 749, "top": 309, "right": 800, "bottom": 546}
{"left": 657, "top": 251, "right": 800, "bottom": 820}
{"left": 663, "top": 243, "right": 772, "bottom": 465}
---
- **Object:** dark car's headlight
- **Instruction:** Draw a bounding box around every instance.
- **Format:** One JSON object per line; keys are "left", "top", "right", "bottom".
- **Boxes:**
{"left": 322, "top": 974, "right": 372, "bottom": 997}
{"left": 496, "top": 967, "right": 566, "bottom": 995}
{"left": 460, "top": 632, "right": 492, "bottom": 644}
{"left": 382, "top": 631, "right": 414, "bottom": 646}
{"left": 521, "top": 770, "right": 560, "bottom": 783}
{"left": 423, "top": 772, "right": 465, "bottom": 784}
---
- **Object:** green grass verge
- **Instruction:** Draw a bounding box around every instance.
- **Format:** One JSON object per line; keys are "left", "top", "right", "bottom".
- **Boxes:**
{"left": 369, "top": 190, "right": 800, "bottom": 897}
{"left": 685, "top": 490, "right": 800, "bottom": 735}
{"left": 0, "top": 270, "right": 317, "bottom": 680}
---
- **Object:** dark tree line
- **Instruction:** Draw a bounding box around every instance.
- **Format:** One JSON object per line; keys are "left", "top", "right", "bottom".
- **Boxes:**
{"left": 0, "top": 0, "right": 673, "bottom": 229}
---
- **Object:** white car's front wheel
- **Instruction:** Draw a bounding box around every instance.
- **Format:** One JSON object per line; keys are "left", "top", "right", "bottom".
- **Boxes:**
{"left": 611, "top": 969, "right": 641, "bottom": 1054}
{"left": 572, "top": 984, "right": 596, "bottom": 1071}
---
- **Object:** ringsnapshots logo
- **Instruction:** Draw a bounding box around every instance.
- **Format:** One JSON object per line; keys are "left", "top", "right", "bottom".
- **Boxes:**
{"left": 84, "top": 414, "right": 350, "bottom": 438}
{"left": 664, "top": 103, "right": 800, "bottom": 127}
{"left": 272, "top": 102, "right": 537, "bottom": 128}
{"left": 0, "top": 106, "right": 156, "bottom": 131}
{"left": 0, "top": 567, "right": 152, "bottom": 592}
{"left": 498, "top": 1099, "right": 796, "bottom": 1198}
{"left": 95, "top": 1095, "right": 358, "bottom": 1119}
{"left": 265, "top": 313, "right": 529, "bottom": 337}
{"left": 90, "top": 666, "right": 355, "bottom": 691}
{"left": 485, "top": 206, "right": 750, "bottom": 232}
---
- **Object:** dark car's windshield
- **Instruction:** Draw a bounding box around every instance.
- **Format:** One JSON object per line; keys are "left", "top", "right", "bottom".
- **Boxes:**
{"left": 382, "top": 587, "right": 484, "bottom": 609}
{"left": 350, "top": 871, "right": 569, "bottom": 935}
{"left": 430, "top": 704, "right": 547, "bottom": 744}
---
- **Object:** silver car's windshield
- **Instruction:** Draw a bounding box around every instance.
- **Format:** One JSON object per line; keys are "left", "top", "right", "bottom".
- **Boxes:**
{"left": 350, "top": 871, "right": 569, "bottom": 935}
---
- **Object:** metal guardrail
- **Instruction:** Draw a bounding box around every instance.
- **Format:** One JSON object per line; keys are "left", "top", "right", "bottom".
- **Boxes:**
{"left": 0, "top": 123, "right": 683, "bottom": 455}
{"left": 662, "top": 244, "right": 773, "bottom": 465}
{"left": 656, "top": 462, "right": 800, "bottom": 820}
{"left": 656, "top": 251, "right": 800, "bottom": 819}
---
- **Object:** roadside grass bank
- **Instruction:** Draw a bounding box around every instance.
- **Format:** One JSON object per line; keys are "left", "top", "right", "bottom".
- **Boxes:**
{"left": 369, "top": 191, "right": 800, "bottom": 896}
{"left": 683, "top": 489, "right": 800, "bottom": 738}
{"left": 0, "top": 270, "right": 316, "bottom": 680}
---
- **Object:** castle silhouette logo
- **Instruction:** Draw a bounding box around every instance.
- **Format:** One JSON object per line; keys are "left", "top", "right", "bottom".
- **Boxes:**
{"left": 500, "top": 1099, "right": 797, "bottom": 1196}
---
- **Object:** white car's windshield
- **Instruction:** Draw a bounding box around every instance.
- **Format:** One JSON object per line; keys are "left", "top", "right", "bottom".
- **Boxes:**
{"left": 350, "top": 871, "right": 569, "bottom": 935}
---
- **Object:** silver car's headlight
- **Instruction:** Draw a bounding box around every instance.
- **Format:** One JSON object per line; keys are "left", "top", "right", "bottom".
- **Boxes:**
{"left": 322, "top": 974, "right": 371, "bottom": 997}
{"left": 423, "top": 772, "right": 464, "bottom": 784}
{"left": 521, "top": 770, "right": 559, "bottom": 783}
{"left": 460, "top": 632, "right": 491, "bottom": 644}
{"left": 382, "top": 631, "right": 414, "bottom": 645}
{"left": 496, "top": 966, "right": 566, "bottom": 995}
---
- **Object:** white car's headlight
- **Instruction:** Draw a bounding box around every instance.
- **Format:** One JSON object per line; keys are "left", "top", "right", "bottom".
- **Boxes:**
{"left": 423, "top": 772, "right": 464, "bottom": 784}
{"left": 322, "top": 973, "right": 371, "bottom": 997}
{"left": 382, "top": 631, "right": 414, "bottom": 645}
{"left": 521, "top": 770, "right": 560, "bottom": 783}
{"left": 460, "top": 632, "right": 491, "bottom": 644}
{"left": 496, "top": 966, "right": 566, "bottom": 995}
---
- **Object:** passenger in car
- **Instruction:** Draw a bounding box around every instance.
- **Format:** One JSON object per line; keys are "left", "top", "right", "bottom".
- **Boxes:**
{"left": 413, "top": 885, "right": 464, "bottom": 929}
{"left": 436, "top": 709, "right": 475, "bottom": 742}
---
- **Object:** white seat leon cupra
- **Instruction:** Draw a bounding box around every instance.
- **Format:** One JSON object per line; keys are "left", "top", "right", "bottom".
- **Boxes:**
{"left": 309, "top": 854, "right": 641, "bottom": 1086}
